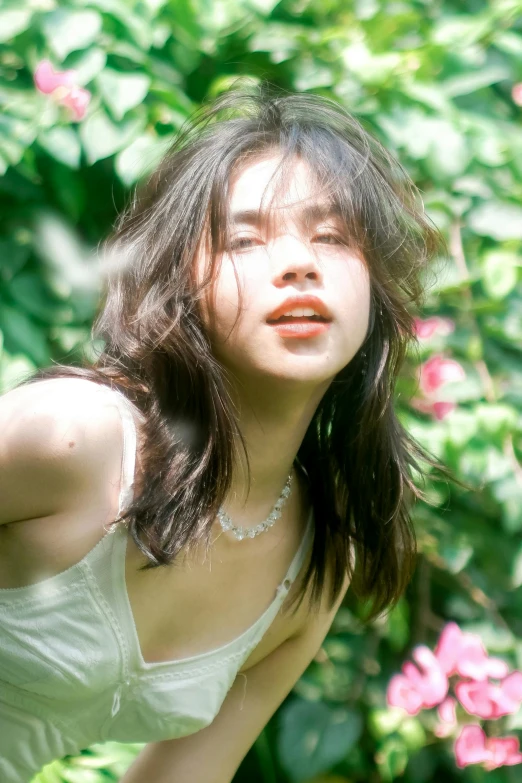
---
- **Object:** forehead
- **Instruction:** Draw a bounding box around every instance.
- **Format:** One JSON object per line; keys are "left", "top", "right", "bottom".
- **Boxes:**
{"left": 228, "top": 154, "right": 328, "bottom": 218}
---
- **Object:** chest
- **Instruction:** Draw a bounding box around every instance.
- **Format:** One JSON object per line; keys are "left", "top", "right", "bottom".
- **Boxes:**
{"left": 0, "top": 497, "right": 311, "bottom": 674}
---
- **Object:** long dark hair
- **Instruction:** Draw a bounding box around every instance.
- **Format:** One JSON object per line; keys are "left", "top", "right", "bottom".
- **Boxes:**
{"left": 19, "top": 83, "right": 469, "bottom": 623}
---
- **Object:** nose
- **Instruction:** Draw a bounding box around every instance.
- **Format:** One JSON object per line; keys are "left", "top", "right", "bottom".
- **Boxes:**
{"left": 270, "top": 234, "right": 323, "bottom": 285}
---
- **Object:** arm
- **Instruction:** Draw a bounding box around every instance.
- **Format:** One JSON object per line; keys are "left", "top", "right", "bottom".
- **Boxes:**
{"left": 119, "top": 574, "right": 351, "bottom": 783}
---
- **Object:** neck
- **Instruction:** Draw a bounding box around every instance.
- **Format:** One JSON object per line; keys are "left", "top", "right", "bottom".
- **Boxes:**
{"left": 220, "top": 376, "right": 329, "bottom": 527}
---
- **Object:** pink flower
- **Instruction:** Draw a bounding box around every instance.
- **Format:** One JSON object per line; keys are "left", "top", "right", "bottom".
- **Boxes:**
{"left": 414, "top": 316, "right": 455, "bottom": 340}
{"left": 485, "top": 736, "right": 522, "bottom": 771}
{"left": 455, "top": 725, "right": 493, "bottom": 768}
{"left": 34, "top": 60, "right": 77, "bottom": 94}
{"left": 455, "top": 724, "right": 522, "bottom": 770}
{"left": 33, "top": 60, "right": 91, "bottom": 122}
{"left": 419, "top": 355, "right": 466, "bottom": 396}
{"left": 455, "top": 671, "right": 522, "bottom": 719}
{"left": 386, "top": 645, "right": 449, "bottom": 715}
{"left": 411, "top": 354, "right": 466, "bottom": 420}
{"left": 59, "top": 86, "right": 91, "bottom": 121}
{"left": 512, "top": 83, "right": 522, "bottom": 107}
{"left": 434, "top": 622, "right": 509, "bottom": 681}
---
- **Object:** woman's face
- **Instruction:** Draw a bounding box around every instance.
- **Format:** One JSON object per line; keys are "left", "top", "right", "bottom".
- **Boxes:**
{"left": 195, "top": 153, "right": 371, "bottom": 391}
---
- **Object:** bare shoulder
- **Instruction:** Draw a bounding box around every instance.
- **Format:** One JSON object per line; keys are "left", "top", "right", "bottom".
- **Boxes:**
{"left": 0, "top": 378, "right": 127, "bottom": 526}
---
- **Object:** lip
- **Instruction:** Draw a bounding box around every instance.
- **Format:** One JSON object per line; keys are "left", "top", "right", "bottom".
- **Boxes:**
{"left": 266, "top": 294, "right": 332, "bottom": 323}
{"left": 268, "top": 321, "right": 331, "bottom": 339}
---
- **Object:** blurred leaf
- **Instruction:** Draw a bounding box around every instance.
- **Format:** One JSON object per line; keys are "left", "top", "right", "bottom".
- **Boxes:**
{"left": 482, "top": 250, "right": 519, "bottom": 300}
{"left": 96, "top": 69, "right": 151, "bottom": 121}
{"left": 79, "top": 110, "right": 143, "bottom": 164}
{"left": 0, "top": 9, "right": 32, "bottom": 42}
{"left": 464, "top": 622, "right": 515, "bottom": 653}
{"left": 440, "top": 65, "right": 510, "bottom": 97}
{"left": 0, "top": 352, "right": 37, "bottom": 395}
{"left": 278, "top": 700, "right": 362, "bottom": 781}
{"left": 467, "top": 202, "right": 522, "bottom": 241}
{"left": 384, "top": 599, "right": 410, "bottom": 652}
{"left": 7, "top": 272, "right": 73, "bottom": 323}
{"left": 0, "top": 239, "right": 31, "bottom": 282}
{"left": 67, "top": 48, "right": 107, "bottom": 85}
{"left": 42, "top": 9, "right": 103, "bottom": 61}
{"left": 511, "top": 544, "right": 522, "bottom": 589}
{"left": 0, "top": 304, "right": 50, "bottom": 366}
{"left": 376, "top": 736, "right": 409, "bottom": 782}
{"left": 440, "top": 540, "right": 474, "bottom": 574}
{"left": 115, "top": 133, "right": 168, "bottom": 185}
{"left": 431, "top": 14, "right": 493, "bottom": 47}
{"left": 493, "top": 31, "right": 522, "bottom": 58}
{"left": 397, "top": 718, "right": 426, "bottom": 752}
{"left": 37, "top": 127, "right": 82, "bottom": 169}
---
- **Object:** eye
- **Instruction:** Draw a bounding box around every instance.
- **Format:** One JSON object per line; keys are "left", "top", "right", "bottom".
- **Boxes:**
{"left": 229, "top": 236, "right": 258, "bottom": 250}
{"left": 314, "top": 233, "right": 342, "bottom": 245}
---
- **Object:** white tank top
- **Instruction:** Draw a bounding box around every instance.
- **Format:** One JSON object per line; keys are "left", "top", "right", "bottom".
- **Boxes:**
{"left": 0, "top": 381, "right": 315, "bottom": 782}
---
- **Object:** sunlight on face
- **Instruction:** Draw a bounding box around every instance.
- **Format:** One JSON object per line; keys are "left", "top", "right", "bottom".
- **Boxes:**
{"left": 195, "top": 153, "right": 371, "bottom": 391}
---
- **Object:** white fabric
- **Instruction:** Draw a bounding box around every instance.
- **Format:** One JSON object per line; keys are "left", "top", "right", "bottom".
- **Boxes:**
{"left": 0, "top": 382, "right": 315, "bottom": 781}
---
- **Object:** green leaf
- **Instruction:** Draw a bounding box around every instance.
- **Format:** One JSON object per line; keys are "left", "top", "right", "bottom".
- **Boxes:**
{"left": 440, "top": 65, "right": 510, "bottom": 97}
{"left": 67, "top": 48, "right": 107, "bottom": 86}
{"left": 511, "top": 544, "right": 522, "bottom": 589}
{"left": 42, "top": 9, "right": 102, "bottom": 61}
{"left": 376, "top": 737, "right": 409, "bottom": 782}
{"left": 277, "top": 699, "right": 362, "bottom": 781}
{"left": 468, "top": 202, "right": 522, "bottom": 241}
{"left": 440, "top": 540, "right": 473, "bottom": 574}
{"left": 96, "top": 69, "right": 151, "bottom": 121}
{"left": 246, "top": 0, "right": 283, "bottom": 13}
{"left": 397, "top": 718, "right": 426, "bottom": 752}
{"left": 482, "top": 250, "right": 519, "bottom": 300}
{"left": 7, "top": 272, "right": 73, "bottom": 323}
{"left": 341, "top": 41, "right": 401, "bottom": 86}
{"left": 0, "top": 9, "right": 32, "bottom": 42}
{"left": 0, "top": 352, "right": 37, "bottom": 396}
{"left": 79, "top": 110, "right": 143, "bottom": 164}
{"left": 431, "top": 14, "right": 492, "bottom": 47}
{"left": 115, "top": 134, "right": 168, "bottom": 186}
{"left": 37, "top": 127, "right": 82, "bottom": 169}
{"left": 0, "top": 305, "right": 50, "bottom": 366}
{"left": 0, "top": 239, "right": 30, "bottom": 281}
{"left": 493, "top": 31, "right": 522, "bottom": 58}
{"left": 384, "top": 598, "right": 410, "bottom": 651}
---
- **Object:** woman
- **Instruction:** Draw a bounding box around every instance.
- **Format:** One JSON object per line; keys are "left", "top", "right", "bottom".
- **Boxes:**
{"left": 0, "top": 83, "right": 463, "bottom": 782}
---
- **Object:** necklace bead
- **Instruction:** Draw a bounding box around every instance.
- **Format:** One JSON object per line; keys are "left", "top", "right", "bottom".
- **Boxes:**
{"left": 217, "top": 470, "right": 294, "bottom": 540}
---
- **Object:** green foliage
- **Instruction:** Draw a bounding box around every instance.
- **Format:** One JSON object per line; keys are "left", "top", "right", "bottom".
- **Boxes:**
{"left": 0, "top": 0, "right": 521, "bottom": 781}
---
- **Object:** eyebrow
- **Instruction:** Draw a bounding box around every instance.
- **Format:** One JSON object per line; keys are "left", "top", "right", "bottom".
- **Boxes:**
{"left": 229, "top": 203, "right": 343, "bottom": 226}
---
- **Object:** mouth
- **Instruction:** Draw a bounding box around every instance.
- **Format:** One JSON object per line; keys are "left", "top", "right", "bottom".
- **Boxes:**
{"left": 266, "top": 315, "right": 330, "bottom": 325}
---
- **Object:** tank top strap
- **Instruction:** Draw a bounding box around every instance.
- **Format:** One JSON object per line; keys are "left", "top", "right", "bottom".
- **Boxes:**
{"left": 97, "top": 386, "right": 138, "bottom": 517}
{"left": 280, "top": 505, "right": 315, "bottom": 590}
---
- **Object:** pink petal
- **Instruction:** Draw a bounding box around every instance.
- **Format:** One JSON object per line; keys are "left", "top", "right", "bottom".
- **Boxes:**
{"left": 386, "top": 674, "right": 424, "bottom": 715}
{"left": 501, "top": 671, "right": 522, "bottom": 702}
{"left": 455, "top": 680, "right": 497, "bottom": 719}
{"left": 59, "top": 86, "right": 91, "bottom": 121}
{"left": 438, "top": 696, "right": 457, "bottom": 725}
{"left": 419, "top": 355, "right": 466, "bottom": 396}
{"left": 434, "top": 622, "right": 463, "bottom": 676}
{"left": 432, "top": 401, "right": 456, "bottom": 420}
{"left": 485, "top": 736, "right": 522, "bottom": 770}
{"left": 456, "top": 636, "right": 498, "bottom": 681}
{"left": 512, "top": 83, "right": 522, "bottom": 107}
{"left": 414, "top": 316, "right": 455, "bottom": 340}
{"left": 34, "top": 60, "right": 77, "bottom": 94}
{"left": 454, "top": 724, "right": 491, "bottom": 768}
